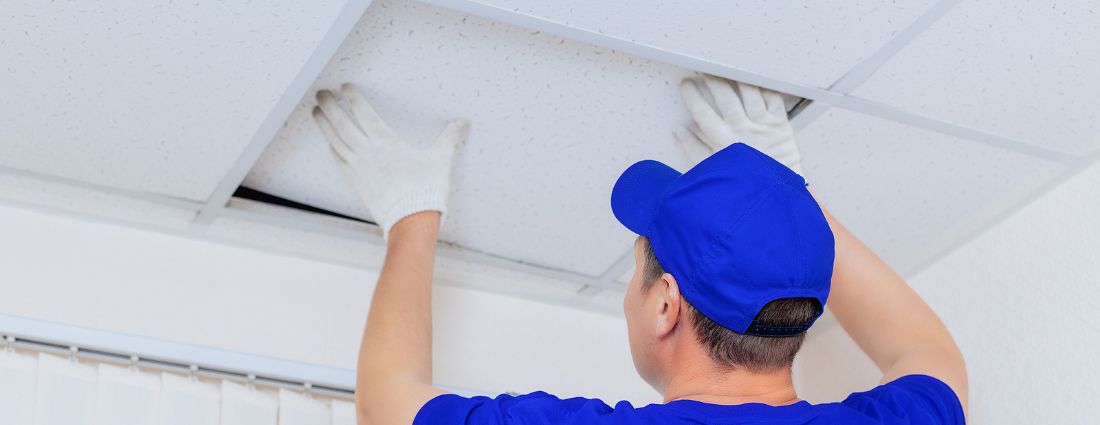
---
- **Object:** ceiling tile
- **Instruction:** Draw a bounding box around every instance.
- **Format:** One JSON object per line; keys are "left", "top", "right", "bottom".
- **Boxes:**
{"left": 457, "top": 0, "right": 939, "bottom": 88}
{"left": 798, "top": 108, "right": 1067, "bottom": 275}
{"left": 0, "top": 0, "right": 349, "bottom": 200}
{"left": 851, "top": 0, "right": 1100, "bottom": 155}
{"left": 249, "top": 0, "right": 779, "bottom": 276}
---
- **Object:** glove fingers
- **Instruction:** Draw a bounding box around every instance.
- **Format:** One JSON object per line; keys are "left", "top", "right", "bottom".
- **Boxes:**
{"left": 315, "top": 90, "right": 364, "bottom": 152}
{"left": 312, "top": 106, "right": 356, "bottom": 162}
{"left": 340, "top": 83, "right": 401, "bottom": 143}
{"left": 433, "top": 118, "right": 471, "bottom": 152}
{"left": 686, "top": 124, "right": 709, "bottom": 146}
{"left": 762, "top": 88, "right": 788, "bottom": 117}
{"left": 702, "top": 74, "right": 749, "bottom": 125}
{"left": 767, "top": 139, "right": 800, "bottom": 159}
{"left": 673, "top": 125, "right": 713, "bottom": 165}
{"left": 679, "top": 78, "right": 730, "bottom": 146}
{"left": 735, "top": 81, "right": 769, "bottom": 123}
{"left": 763, "top": 141, "right": 803, "bottom": 175}
{"left": 328, "top": 143, "right": 352, "bottom": 169}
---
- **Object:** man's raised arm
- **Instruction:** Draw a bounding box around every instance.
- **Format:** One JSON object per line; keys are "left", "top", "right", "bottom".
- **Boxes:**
{"left": 674, "top": 72, "right": 967, "bottom": 416}
{"left": 311, "top": 83, "right": 470, "bottom": 424}
{"left": 810, "top": 191, "right": 969, "bottom": 414}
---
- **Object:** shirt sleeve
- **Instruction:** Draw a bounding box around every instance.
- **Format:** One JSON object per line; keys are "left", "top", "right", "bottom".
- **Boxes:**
{"left": 840, "top": 374, "right": 965, "bottom": 424}
{"left": 413, "top": 391, "right": 621, "bottom": 425}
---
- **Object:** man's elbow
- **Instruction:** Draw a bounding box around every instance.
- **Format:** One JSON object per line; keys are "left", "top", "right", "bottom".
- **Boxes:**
{"left": 355, "top": 388, "right": 385, "bottom": 425}
{"left": 354, "top": 375, "right": 391, "bottom": 424}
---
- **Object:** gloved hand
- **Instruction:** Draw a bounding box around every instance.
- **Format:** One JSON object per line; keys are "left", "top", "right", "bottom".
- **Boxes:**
{"left": 675, "top": 74, "right": 805, "bottom": 178}
{"left": 312, "top": 83, "right": 470, "bottom": 241}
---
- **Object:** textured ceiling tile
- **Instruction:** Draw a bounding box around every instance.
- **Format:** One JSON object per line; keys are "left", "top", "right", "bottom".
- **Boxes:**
{"left": 460, "top": 0, "right": 939, "bottom": 88}
{"left": 852, "top": 0, "right": 1100, "bottom": 155}
{"left": 0, "top": 0, "right": 348, "bottom": 200}
{"left": 798, "top": 108, "right": 1067, "bottom": 275}
{"left": 248, "top": 0, "right": 733, "bottom": 276}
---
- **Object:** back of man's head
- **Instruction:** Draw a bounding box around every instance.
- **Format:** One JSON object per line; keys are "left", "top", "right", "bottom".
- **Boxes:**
{"left": 639, "top": 236, "right": 818, "bottom": 372}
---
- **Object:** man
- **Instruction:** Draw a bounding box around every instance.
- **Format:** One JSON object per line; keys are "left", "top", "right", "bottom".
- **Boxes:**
{"left": 312, "top": 74, "right": 967, "bottom": 424}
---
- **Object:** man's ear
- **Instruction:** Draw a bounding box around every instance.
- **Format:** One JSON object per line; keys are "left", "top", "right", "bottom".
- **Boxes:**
{"left": 654, "top": 272, "right": 683, "bottom": 338}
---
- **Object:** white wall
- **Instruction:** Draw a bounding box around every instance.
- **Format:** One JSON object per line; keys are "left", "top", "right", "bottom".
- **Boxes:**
{"left": 0, "top": 203, "right": 658, "bottom": 405}
{"left": 905, "top": 160, "right": 1100, "bottom": 424}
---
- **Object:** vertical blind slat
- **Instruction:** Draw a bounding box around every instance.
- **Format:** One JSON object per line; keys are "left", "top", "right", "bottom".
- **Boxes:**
{"left": 330, "top": 400, "right": 356, "bottom": 425}
{"left": 93, "top": 363, "right": 161, "bottom": 425}
{"left": 0, "top": 352, "right": 37, "bottom": 425}
{"left": 278, "top": 388, "right": 332, "bottom": 425}
{"left": 34, "top": 353, "right": 97, "bottom": 425}
{"left": 157, "top": 372, "right": 221, "bottom": 425}
{"left": 220, "top": 380, "right": 278, "bottom": 425}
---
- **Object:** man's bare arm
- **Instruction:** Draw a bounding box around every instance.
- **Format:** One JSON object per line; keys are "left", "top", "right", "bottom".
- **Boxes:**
{"left": 355, "top": 212, "right": 447, "bottom": 425}
{"left": 310, "top": 84, "right": 469, "bottom": 424}
{"left": 811, "top": 191, "right": 968, "bottom": 412}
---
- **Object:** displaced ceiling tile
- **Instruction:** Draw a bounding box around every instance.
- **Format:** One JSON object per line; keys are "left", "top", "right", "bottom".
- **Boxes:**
{"left": 246, "top": 0, "right": 808, "bottom": 276}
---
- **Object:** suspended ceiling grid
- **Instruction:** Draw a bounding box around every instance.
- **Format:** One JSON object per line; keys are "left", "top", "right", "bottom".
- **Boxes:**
{"left": 0, "top": 0, "right": 1097, "bottom": 314}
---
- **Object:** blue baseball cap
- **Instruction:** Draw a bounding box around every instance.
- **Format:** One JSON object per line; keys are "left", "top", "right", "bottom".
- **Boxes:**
{"left": 611, "top": 142, "right": 834, "bottom": 336}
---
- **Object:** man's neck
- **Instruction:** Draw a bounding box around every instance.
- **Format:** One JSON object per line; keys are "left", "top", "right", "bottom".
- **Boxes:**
{"left": 661, "top": 358, "right": 800, "bottom": 406}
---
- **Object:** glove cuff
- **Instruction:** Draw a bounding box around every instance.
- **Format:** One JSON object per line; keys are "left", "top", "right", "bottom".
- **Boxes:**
{"left": 377, "top": 187, "right": 449, "bottom": 241}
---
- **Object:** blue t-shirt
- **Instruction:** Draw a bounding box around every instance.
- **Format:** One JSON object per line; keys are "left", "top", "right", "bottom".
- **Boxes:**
{"left": 414, "top": 374, "right": 963, "bottom": 424}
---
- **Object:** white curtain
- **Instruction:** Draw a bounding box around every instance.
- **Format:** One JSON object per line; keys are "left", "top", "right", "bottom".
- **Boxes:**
{"left": 34, "top": 353, "right": 97, "bottom": 425}
{"left": 158, "top": 372, "right": 226, "bottom": 425}
{"left": 0, "top": 351, "right": 37, "bottom": 424}
{"left": 278, "top": 388, "right": 332, "bottom": 425}
{"left": 0, "top": 349, "right": 353, "bottom": 425}
{"left": 331, "top": 400, "right": 356, "bottom": 425}
{"left": 94, "top": 363, "right": 161, "bottom": 425}
{"left": 221, "top": 380, "right": 277, "bottom": 425}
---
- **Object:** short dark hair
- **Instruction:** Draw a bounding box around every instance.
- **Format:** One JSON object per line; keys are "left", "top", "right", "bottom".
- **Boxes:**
{"left": 639, "top": 237, "right": 818, "bottom": 372}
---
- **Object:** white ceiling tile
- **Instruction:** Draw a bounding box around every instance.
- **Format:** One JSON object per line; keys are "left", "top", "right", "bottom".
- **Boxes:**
{"left": 0, "top": 0, "right": 349, "bottom": 200}
{"left": 247, "top": 0, "right": 735, "bottom": 276}
{"left": 456, "top": 0, "right": 939, "bottom": 88}
{"left": 798, "top": 108, "right": 1067, "bottom": 275}
{"left": 851, "top": 0, "right": 1100, "bottom": 155}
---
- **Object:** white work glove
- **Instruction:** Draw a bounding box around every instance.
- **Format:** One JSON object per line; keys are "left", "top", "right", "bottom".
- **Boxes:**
{"left": 675, "top": 74, "right": 805, "bottom": 179}
{"left": 312, "top": 83, "right": 470, "bottom": 241}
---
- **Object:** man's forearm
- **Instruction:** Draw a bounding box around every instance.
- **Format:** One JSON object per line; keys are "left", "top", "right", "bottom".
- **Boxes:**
{"left": 817, "top": 204, "right": 956, "bottom": 365}
{"left": 311, "top": 83, "right": 468, "bottom": 423}
{"left": 356, "top": 212, "right": 446, "bottom": 424}
{"left": 808, "top": 190, "right": 968, "bottom": 409}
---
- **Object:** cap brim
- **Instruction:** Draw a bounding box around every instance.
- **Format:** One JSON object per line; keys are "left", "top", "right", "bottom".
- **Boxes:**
{"left": 611, "top": 159, "right": 682, "bottom": 236}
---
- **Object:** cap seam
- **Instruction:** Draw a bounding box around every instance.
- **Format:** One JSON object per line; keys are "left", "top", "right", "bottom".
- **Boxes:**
{"left": 688, "top": 181, "right": 783, "bottom": 332}
{"left": 745, "top": 143, "right": 806, "bottom": 189}
{"left": 744, "top": 144, "right": 784, "bottom": 185}
{"left": 785, "top": 185, "right": 809, "bottom": 292}
{"left": 693, "top": 182, "right": 778, "bottom": 283}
